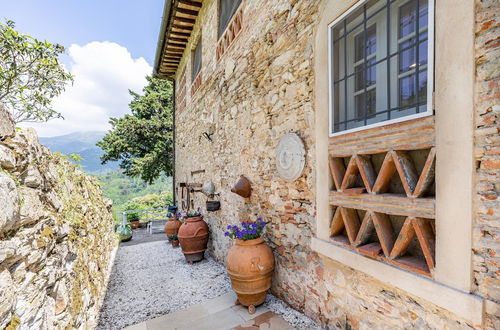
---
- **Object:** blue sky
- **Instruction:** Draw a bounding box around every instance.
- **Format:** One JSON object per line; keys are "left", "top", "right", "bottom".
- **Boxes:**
{"left": 0, "top": 0, "right": 166, "bottom": 137}
{"left": 0, "top": 0, "right": 165, "bottom": 66}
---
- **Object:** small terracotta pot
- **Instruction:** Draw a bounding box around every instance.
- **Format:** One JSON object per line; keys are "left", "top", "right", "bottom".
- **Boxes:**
{"left": 171, "top": 240, "right": 180, "bottom": 248}
{"left": 164, "top": 216, "right": 182, "bottom": 240}
{"left": 226, "top": 238, "right": 274, "bottom": 312}
{"left": 130, "top": 221, "right": 139, "bottom": 230}
{"left": 231, "top": 175, "right": 251, "bottom": 198}
{"left": 178, "top": 216, "right": 209, "bottom": 263}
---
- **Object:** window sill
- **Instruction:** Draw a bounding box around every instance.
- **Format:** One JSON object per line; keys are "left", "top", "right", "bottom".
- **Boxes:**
{"left": 311, "top": 237, "right": 484, "bottom": 325}
{"left": 329, "top": 110, "right": 433, "bottom": 138}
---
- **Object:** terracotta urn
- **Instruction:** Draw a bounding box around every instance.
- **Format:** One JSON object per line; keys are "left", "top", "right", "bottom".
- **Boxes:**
{"left": 130, "top": 221, "right": 139, "bottom": 230}
{"left": 226, "top": 238, "right": 275, "bottom": 314}
{"left": 164, "top": 215, "right": 182, "bottom": 240}
{"left": 178, "top": 216, "right": 209, "bottom": 263}
{"left": 231, "top": 175, "right": 252, "bottom": 198}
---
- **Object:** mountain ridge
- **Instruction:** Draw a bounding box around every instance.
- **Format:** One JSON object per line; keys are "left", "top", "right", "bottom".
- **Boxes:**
{"left": 39, "top": 131, "right": 119, "bottom": 173}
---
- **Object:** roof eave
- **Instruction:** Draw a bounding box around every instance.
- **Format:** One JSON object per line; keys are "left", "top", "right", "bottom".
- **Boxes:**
{"left": 153, "top": 0, "right": 175, "bottom": 79}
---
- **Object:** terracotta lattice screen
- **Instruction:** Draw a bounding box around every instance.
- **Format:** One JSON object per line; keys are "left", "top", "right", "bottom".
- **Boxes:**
{"left": 328, "top": 116, "right": 436, "bottom": 276}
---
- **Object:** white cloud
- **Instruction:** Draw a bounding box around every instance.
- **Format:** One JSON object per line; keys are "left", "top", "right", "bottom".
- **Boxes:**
{"left": 20, "top": 41, "right": 152, "bottom": 137}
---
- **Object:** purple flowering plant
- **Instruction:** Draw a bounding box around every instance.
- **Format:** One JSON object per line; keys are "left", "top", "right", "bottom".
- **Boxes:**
{"left": 225, "top": 218, "right": 267, "bottom": 241}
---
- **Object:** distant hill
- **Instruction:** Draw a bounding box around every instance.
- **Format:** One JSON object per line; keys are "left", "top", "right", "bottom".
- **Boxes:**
{"left": 40, "top": 131, "right": 119, "bottom": 173}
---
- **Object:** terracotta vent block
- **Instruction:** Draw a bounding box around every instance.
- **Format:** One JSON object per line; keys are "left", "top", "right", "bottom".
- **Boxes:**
{"left": 329, "top": 147, "right": 436, "bottom": 277}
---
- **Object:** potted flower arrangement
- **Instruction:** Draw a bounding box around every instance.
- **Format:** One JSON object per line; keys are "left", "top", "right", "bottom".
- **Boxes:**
{"left": 169, "top": 234, "right": 179, "bottom": 247}
{"left": 225, "top": 218, "right": 274, "bottom": 314}
{"left": 178, "top": 211, "right": 209, "bottom": 263}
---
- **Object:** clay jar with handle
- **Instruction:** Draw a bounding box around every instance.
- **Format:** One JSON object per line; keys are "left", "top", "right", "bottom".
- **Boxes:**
{"left": 226, "top": 237, "right": 275, "bottom": 314}
{"left": 178, "top": 215, "right": 209, "bottom": 263}
{"left": 164, "top": 214, "right": 182, "bottom": 240}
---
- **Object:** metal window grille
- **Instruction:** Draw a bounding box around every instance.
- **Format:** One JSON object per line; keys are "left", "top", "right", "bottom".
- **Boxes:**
{"left": 330, "top": 0, "right": 431, "bottom": 134}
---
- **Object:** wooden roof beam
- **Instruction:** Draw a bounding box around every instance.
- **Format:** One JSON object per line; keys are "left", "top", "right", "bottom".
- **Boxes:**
{"left": 174, "top": 16, "right": 196, "bottom": 25}
{"left": 176, "top": 7, "right": 199, "bottom": 16}
{"left": 169, "top": 37, "right": 188, "bottom": 43}
{"left": 170, "top": 31, "right": 191, "bottom": 37}
{"left": 172, "top": 24, "right": 193, "bottom": 31}
{"left": 178, "top": 0, "right": 202, "bottom": 8}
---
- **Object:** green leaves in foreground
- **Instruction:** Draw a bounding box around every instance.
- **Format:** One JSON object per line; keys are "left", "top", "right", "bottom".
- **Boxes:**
{"left": 97, "top": 76, "right": 174, "bottom": 184}
{"left": 0, "top": 20, "right": 73, "bottom": 123}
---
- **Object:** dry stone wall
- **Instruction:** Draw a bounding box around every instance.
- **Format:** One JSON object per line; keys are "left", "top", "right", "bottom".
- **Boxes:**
{"left": 173, "top": 0, "right": 499, "bottom": 328}
{"left": 0, "top": 105, "right": 116, "bottom": 329}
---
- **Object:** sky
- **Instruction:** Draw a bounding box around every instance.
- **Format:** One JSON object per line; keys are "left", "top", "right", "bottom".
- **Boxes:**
{"left": 0, "top": 0, "right": 166, "bottom": 137}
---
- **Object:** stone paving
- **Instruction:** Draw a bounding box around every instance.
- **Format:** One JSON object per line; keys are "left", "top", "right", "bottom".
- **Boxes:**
{"left": 98, "top": 227, "right": 320, "bottom": 330}
{"left": 124, "top": 292, "right": 292, "bottom": 330}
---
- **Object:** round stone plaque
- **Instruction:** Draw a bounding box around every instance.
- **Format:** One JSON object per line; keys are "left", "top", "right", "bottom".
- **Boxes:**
{"left": 275, "top": 133, "right": 305, "bottom": 182}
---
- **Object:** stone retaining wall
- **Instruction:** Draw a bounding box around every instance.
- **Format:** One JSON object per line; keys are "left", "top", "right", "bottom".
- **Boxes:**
{"left": 0, "top": 105, "right": 116, "bottom": 329}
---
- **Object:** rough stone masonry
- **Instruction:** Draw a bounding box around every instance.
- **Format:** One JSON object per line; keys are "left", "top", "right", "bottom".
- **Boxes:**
{"left": 169, "top": 0, "right": 500, "bottom": 328}
{"left": 0, "top": 104, "right": 116, "bottom": 329}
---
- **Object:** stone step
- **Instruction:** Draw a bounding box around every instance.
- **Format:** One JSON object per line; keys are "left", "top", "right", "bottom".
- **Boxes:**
{"left": 123, "top": 292, "right": 292, "bottom": 330}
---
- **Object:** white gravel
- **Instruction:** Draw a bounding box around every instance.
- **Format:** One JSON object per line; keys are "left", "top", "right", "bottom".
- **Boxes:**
{"left": 97, "top": 233, "right": 320, "bottom": 330}
{"left": 97, "top": 238, "right": 231, "bottom": 329}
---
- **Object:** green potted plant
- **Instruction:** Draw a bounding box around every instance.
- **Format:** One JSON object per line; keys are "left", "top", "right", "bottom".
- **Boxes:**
{"left": 169, "top": 233, "right": 179, "bottom": 247}
{"left": 127, "top": 212, "right": 140, "bottom": 229}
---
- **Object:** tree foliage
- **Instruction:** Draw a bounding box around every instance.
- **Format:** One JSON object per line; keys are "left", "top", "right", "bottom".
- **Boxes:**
{"left": 0, "top": 20, "right": 73, "bottom": 123}
{"left": 97, "top": 76, "right": 173, "bottom": 184}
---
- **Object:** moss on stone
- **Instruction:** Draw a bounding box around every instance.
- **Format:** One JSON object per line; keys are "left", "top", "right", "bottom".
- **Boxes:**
{"left": 5, "top": 316, "right": 20, "bottom": 330}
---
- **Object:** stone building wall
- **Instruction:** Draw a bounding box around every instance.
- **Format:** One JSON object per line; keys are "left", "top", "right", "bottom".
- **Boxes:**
{"left": 0, "top": 106, "right": 116, "bottom": 329}
{"left": 473, "top": 0, "right": 500, "bottom": 326}
{"left": 173, "top": 0, "right": 499, "bottom": 328}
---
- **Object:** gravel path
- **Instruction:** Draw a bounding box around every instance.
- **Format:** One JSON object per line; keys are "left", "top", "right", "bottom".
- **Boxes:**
{"left": 97, "top": 229, "right": 320, "bottom": 329}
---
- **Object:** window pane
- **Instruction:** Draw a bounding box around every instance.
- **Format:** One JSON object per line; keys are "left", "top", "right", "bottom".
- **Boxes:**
{"left": 330, "top": 0, "right": 432, "bottom": 134}
{"left": 399, "top": 74, "right": 416, "bottom": 108}
{"left": 419, "top": 0, "right": 429, "bottom": 29}
{"left": 366, "top": 25, "right": 377, "bottom": 56}
{"left": 418, "top": 69, "right": 427, "bottom": 102}
{"left": 399, "top": 39, "right": 416, "bottom": 73}
{"left": 192, "top": 40, "right": 202, "bottom": 81}
{"left": 218, "top": 0, "right": 242, "bottom": 37}
{"left": 419, "top": 34, "right": 428, "bottom": 66}
{"left": 399, "top": 1, "right": 416, "bottom": 38}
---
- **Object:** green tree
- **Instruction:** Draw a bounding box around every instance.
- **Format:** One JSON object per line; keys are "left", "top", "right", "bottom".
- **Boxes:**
{"left": 0, "top": 20, "right": 73, "bottom": 123}
{"left": 97, "top": 76, "right": 173, "bottom": 184}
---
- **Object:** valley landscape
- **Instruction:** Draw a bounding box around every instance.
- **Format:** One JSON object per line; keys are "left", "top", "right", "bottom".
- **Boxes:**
{"left": 40, "top": 131, "right": 173, "bottom": 216}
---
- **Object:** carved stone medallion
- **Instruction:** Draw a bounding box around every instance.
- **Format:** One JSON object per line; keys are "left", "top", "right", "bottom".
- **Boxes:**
{"left": 275, "top": 133, "right": 305, "bottom": 182}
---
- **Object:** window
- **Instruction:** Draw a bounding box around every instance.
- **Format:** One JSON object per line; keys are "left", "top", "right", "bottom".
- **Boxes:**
{"left": 329, "top": 0, "right": 433, "bottom": 135}
{"left": 218, "top": 0, "right": 242, "bottom": 38}
{"left": 192, "top": 39, "right": 202, "bottom": 82}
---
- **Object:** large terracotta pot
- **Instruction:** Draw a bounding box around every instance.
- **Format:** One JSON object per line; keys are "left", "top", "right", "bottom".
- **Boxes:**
{"left": 178, "top": 216, "right": 209, "bottom": 263}
{"left": 226, "top": 238, "right": 274, "bottom": 313}
{"left": 164, "top": 216, "right": 182, "bottom": 240}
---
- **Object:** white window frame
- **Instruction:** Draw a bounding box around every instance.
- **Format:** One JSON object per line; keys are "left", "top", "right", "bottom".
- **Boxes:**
{"left": 328, "top": 0, "right": 435, "bottom": 137}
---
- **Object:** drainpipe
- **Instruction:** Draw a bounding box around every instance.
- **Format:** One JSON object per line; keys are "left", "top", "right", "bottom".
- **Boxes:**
{"left": 172, "top": 79, "right": 176, "bottom": 206}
